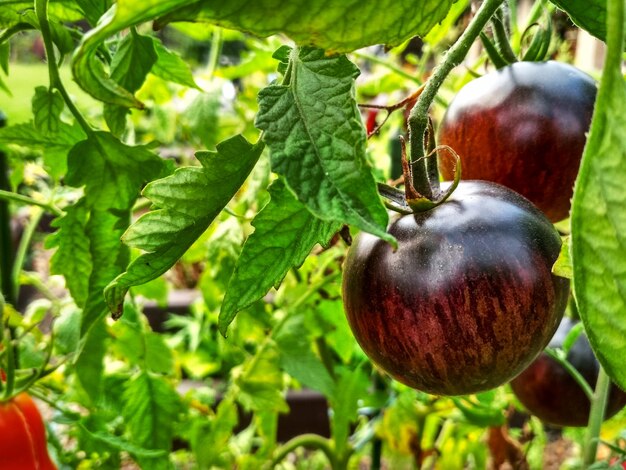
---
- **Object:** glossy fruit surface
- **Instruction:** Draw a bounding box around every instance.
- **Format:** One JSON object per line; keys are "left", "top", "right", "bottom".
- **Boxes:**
{"left": 510, "top": 317, "right": 626, "bottom": 427}
{"left": 342, "top": 181, "right": 570, "bottom": 396}
{"left": 438, "top": 61, "right": 596, "bottom": 222}
{"left": 0, "top": 392, "right": 57, "bottom": 469}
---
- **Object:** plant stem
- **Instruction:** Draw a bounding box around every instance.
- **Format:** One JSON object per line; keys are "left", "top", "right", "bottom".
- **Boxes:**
{"left": 0, "top": 190, "right": 63, "bottom": 216}
{"left": 35, "top": 0, "right": 93, "bottom": 136}
{"left": 0, "top": 112, "right": 15, "bottom": 307}
{"left": 268, "top": 434, "right": 338, "bottom": 469}
{"left": 407, "top": 0, "right": 504, "bottom": 197}
{"left": 206, "top": 27, "right": 223, "bottom": 79}
{"left": 583, "top": 366, "right": 611, "bottom": 465}
{"left": 11, "top": 208, "right": 42, "bottom": 304}
{"left": 544, "top": 348, "right": 593, "bottom": 401}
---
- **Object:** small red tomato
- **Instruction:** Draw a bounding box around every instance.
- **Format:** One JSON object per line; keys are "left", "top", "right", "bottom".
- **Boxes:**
{"left": 0, "top": 393, "right": 57, "bottom": 469}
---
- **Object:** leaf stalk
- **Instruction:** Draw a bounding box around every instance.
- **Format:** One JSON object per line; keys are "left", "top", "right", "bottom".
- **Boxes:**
{"left": 407, "top": 0, "right": 505, "bottom": 198}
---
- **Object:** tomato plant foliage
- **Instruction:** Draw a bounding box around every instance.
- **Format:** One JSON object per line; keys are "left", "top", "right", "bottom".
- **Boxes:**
{"left": 0, "top": 0, "right": 625, "bottom": 468}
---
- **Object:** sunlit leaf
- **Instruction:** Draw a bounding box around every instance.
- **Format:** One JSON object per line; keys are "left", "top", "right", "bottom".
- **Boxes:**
{"left": 571, "top": 4, "right": 626, "bottom": 389}
{"left": 155, "top": 0, "right": 454, "bottom": 53}
{"left": 104, "top": 135, "right": 263, "bottom": 318}
{"left": 256, "top": 47, "right": 392, "bottom": 243}
{"left": 219, "top": 179, "right": 339, "bottom": 334}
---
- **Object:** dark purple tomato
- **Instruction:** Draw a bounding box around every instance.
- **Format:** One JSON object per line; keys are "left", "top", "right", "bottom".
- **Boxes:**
{"left": 510, "top": 317, "right": 626, "bottom": 427}
{"left": 438, "top": 61, "right": 596, "bottom": 222}
{"left": 342, "top": 181, "right": 570, "bottom": 396}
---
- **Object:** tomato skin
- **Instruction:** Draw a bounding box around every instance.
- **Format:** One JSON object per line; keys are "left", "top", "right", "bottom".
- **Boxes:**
{"left": 342, "top": 181, "right": 569, "bottom": 395}
{"left": 438, "top": 61, "right": 596, "bottom": 222}
{"left": 510, "top": 318, "right": 626, "bottom": 427}
{"left": 0, "top": 393, "right": 56, "bottom": 470}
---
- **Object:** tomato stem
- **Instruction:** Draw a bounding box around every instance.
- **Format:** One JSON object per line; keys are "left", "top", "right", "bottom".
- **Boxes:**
{"left": 0, "top": 112, "right": 15, "bottom": 308}
{"left": 407, "top": 0, "right": 504, "bottom": 198}
{"left": 34, "top": 0, "right": 93, "bottom": 136}
{"left": 583, "top": 366, "right": 611, "bottom": 465}
{"left": 268, "top": 434, "right": 341, "bottom": 469}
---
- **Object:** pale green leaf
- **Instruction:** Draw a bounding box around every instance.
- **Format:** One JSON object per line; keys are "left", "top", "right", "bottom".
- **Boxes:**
{"left": 155, "top": 0, "right": 454, "bottom": 54}
{"left": 80, "top": 209, "right": 131, "bottom": 335}
{"left": 256, "top": 47, "right": 391, "bottom": 243}
{"left": 571, "top": 3, "right": 626, "bottom": 390}
{"left": 151, "top": 40, "right": 199, "bottom": 89}
{"left": 190, "top": 398, "right": 238, "bottom": 469}
{"left": 75, "top": 0, "right": 112, "bottom": 26}
{"left": 122, "top": 372, "right": 181, "bottom": 457}
{"left": 75, "top": 319, "right": 108, "bottom": 404}
{"left": 104, "top": 29, "right": 157, "bottom": 135}
{"left": 552, "top": 235, "right": 573, "bottom": 280}
{"left": 0, "top": 121, "right": 83, "bottom": 148}
{"left": 76, "top": 423, "right": 167, "bottom": 458}
{"left": 72, "top": 0, "right": 452, "bottom": 105}
{"left": 219, "top": 179, "right": 339, "bottom": 334}
{"left": 53, "top": 306, "right": 81, "bottom": 356}
{"left": 235, "top": 345, "right": 288, "bottom": 413}
{"left": 275, "top": 313, "right": 335, "bottom": 397}
{"left": 329, "top": 366, "right": 369, "bottom": 456}
{"left": 45, "top": 198, "right": 92, "bottom": 307}
{"left": 104, "top": 135, "right": 263, "bottom": 317}
{"left": 71, "top": 0, "right": 199, "bottom": 107}
{"left": 32, "top": 86, "right": 64, "bottom": 135}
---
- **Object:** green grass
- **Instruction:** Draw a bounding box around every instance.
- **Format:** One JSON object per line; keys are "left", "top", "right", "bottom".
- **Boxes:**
{"left": 1, "top": 62, "right": 96, "bottom": 124}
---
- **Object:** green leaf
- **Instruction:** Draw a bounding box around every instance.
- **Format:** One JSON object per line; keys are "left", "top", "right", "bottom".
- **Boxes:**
{"left": 190, "top": 397, "right": 238, "bottom": 468}
{"left": 32, "top": 86, "right": 64, "bottom": 135}
{"left": 45, "top": 198, "right": 92, "bottom": 307}
{"left": 53, "top": 306, "right": 81, "bottom": 356}
{"left": 552, "top": 235, "right": 573, "bottom": 280}
{"left": 76, "top": 423, "right": 167, "bottom": 458}
{"left": 0, "top": 120, "right": 83, "bottom": 179}
{"left": 151, "top": 39, "right": 199, "bottom": 89}
{"left": 235, "top": 345, "right": 288, "bottom": 413}
{"left": 0, "top": 120, "right": 83, "bottom": 148}
{"left": 104, "top": 135, "right": 263, "bottom": 317}
{"left": 111, "top": 303, "right": 174, "bottom": 374}
{"left": 256, "top": 48, "right": 391, "bottom": 243}
{"left": 275, "top": 313, "right": 335, "bottom": 397}
{"left": 72, "top": 0, "right": 452, "bottom": 105}
{"left": 328, "top": 366, "right": 369, "bottom": 457}
{"left": 184, "top": 91, "right": 221, "bottom": 150}
{"left": 122, "top": 372, "right": 181, "bottom": 460}
{"left": 571, "top": 2, "right": 626, "bottom": 390}
{"left": 550, "top": 0, "right": 610, "bottom": 44}
{"left": 104, "top": 29, "right": 158, "bottom": 136}
{"left": 75, "top": 319, "right": 108, "bottom": 404}
{"left": 71, "top": 0, "right": 199, "bottom": 107}
{"left": 75, "top": 0, "right": 112, "bottom": 26}
{"left": 154, "top": 0, "right": 454, "bottom": 53}
{"left": 219, "top": 179, "right": 339, "bottom": 334}
{"left": 65, "top": 132, "right": 168, "bottom": 210}
{"left": 81, "top": 208, "right": 130, "bottom": 335}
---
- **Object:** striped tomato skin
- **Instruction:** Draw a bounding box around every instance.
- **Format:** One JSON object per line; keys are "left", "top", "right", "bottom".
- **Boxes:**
{"left": 0, "top": 393, "right": 57, "bottom": 470}
{"left": 438, "top": 61, "right": 596, "bottom": 223}
{"left": 342, "top": 181, "right": 569, "bottom": 396}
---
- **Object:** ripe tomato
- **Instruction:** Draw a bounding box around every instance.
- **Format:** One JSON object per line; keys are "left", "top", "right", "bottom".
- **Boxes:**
{"left": 438, "top": 61, "right": 596, "bottom": 222}
{"left": 0, "top": 393, "right": 56, "bottom": 469}
{"left": 342, "top": 181, "right": 569, "bottom": 395}
{"left": 510, "top": 318, "right": 626, "bottom": 427}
